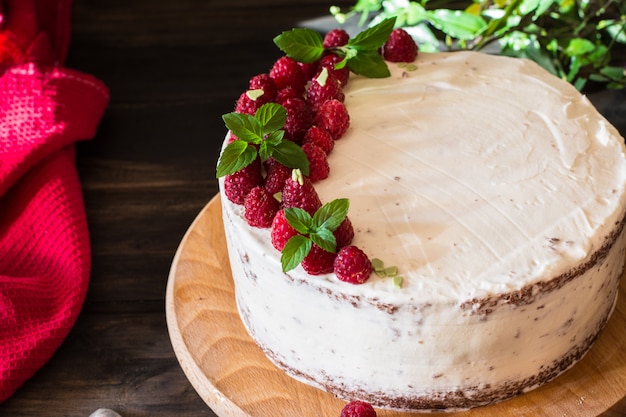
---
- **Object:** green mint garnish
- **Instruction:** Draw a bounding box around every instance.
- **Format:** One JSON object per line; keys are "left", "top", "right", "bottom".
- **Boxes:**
{"left": 216, "top": 103, "right": 309, "bottom": 178}
{"left": 280, "top": 198, "right": 350, "bottom": 272}
{"left": 273, "top": 17, "right": 397, "bottom": 78}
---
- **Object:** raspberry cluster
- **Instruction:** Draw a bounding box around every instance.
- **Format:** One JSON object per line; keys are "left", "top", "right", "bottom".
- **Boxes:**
{"left": 223, "top": 27, "right": 418, "bottom": 284}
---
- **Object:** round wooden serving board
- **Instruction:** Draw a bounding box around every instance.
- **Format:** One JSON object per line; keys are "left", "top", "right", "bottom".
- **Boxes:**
{"left": 166, "top": 195, "right": 626, "bottom": 417}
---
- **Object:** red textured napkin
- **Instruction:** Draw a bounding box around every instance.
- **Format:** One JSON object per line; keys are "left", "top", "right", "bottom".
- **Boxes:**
{"left": 0, "top": 0, "right": 109, "bottom": 402}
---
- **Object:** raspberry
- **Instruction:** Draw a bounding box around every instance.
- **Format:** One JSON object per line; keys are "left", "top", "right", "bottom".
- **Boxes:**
{"left": 323, "top": 29, "right": 350, "bottom": 48}
{"left": 315, "top": 99, "right": 350, "bottom": 140}
{"left": 382, "top": 28, "right": 418, "bottom": 63}
{"left": 276, "top": 86, "right": 302, "bottom": 104}
{"left": 340, "top": 400, "right": 377, "bottom": 417}
{"left": 244, "top": 186, "right": 281, "bottom": 228}
{"left": 301, "top": 244, "right": 336, "bottom": 275}
{"left": 319, "top": 53, "right": 350, "bottom": 86}
{"left": 334, "top": 217, "right": 354, "bottom": 249}
{"left": 302, "top": 142, "right": 330, "bottom": 182}
{"left": 303, "top": 125, "right": 334, "bottom": 155}
{"left": 299, "top": 61, "right": 319, "bottom": 80}
{"left": 234, "top": 90, "right": 271, "bottom": 115}
{"left": 248, "top": 73, "right": 278, "bottom": 102}
{"left": 264, "top": 160, "right": 292, "bottom": 194}
{"left": 282, "top": 97, "right": 313, "bottom": 143}
{"left": 270, "top": 56, "right": 307, "bottom": 95}
{"left": 334, "top": 246, "right": 372, "bottom": 284}
{"left": 271, "top": 209, "right": 299, "bottom": 251}
{"left": 223, "top": 158, "right": 263, "bottom": 205}
{"left": 307, "top": 68, "right": 345, "bottom": 113}
{"left": 282, "top": 171, "right": 322, "bottom": 215}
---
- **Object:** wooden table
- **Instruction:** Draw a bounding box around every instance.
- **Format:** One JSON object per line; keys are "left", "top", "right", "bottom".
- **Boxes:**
{"left": 0, "top": 1, "right": 624, "bottom": 416}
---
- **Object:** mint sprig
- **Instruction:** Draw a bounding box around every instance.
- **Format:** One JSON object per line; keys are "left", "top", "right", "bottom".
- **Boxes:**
{"left": 273, "top": 17, "right": 397, "bottom": 78}
{"left": 216, "top": 103, "right": 310, "bottom": 177}
{"left": 281, "top": 198, "right": 350, "bottom": 272}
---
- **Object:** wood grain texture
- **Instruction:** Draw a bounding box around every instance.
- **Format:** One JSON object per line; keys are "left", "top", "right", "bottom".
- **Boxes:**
{"left": 167, "top": 196, "right": 626, "bottom": 417}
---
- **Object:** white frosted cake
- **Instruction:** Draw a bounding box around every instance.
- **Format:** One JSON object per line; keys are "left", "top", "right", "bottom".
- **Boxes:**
{"left": 219, "top": 50, "right": 626, "bottom": 411}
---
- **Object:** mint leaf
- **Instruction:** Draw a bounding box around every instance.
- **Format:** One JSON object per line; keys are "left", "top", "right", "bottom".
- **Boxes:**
{"left": 281, "top": 235, "right": 312, "bottom": 272}
{"left": 216, "top": 140, "right": 257, "bottom": 177}
{"left": 284, "top": 207, "right": 313, "bottom": 234}
{"left": 310, "top": 228, "right": 337, "bottom": 253}
{"left": 348, "top": 17, "right": 396, "bottom": 50}
{"left": 313, "top": 198, "right": 349, "bottom": 231}
{"left": 347, "top": 50, "right": 390, "bottom": 78}
{"left": 255, "top": 103, "right": 287, "bottom": 135}
{"left": 222, "top": 112, "right": 264, "bottom": 143}
{"left": 272, "top": 140, "right": 310, "bottom": 176}
{"left": 273, "top": 28, "right": 325, "bottom": 63}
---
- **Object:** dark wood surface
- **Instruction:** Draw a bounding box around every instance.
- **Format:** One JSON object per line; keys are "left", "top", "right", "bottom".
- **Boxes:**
{"left": 1, "top": 1, "right": 625, "bottom": 416}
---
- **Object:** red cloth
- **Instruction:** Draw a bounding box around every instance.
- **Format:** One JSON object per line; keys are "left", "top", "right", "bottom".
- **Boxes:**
{"left": 0, "top": 0, "right": 109, "bottom": 402}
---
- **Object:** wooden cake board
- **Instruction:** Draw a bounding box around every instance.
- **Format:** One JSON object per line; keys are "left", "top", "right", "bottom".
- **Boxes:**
{"left": 166, "top": 195, "right": 626, "bottom": 417}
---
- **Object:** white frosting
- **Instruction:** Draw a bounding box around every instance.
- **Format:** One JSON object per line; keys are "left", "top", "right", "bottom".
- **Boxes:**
{"left": 219, "top": 51, "right": 626, "bottom": 410}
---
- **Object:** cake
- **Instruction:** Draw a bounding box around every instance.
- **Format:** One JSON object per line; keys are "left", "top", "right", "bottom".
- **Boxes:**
{"left": 218, "top": 48, "right": 626, "bottom": 411}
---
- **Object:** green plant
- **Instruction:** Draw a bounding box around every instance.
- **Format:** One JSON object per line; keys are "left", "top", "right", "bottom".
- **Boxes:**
{"left": 331, "top": 0, "right": 626, "bottom": 90}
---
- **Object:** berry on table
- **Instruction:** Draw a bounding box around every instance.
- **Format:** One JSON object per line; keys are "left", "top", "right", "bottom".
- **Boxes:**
{"left": 340, "top": 400, "right": 377, "bottom": 417}
{"left": 334, "top": 246, "right": 372, "bottom": 284}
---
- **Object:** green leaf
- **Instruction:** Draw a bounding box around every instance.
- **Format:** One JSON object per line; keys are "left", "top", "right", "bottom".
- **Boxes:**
{"left": 313, "top": 198, "right": 349, "bottom": 231}
{"left": 273, "top": 28, "right": 325, "bottom": 63}
{"left": 271, "top": 140, "right": 310, "bottom": 176}
{"left": 310, "top": 228, "right": 337, "bottom": 253}
{"left": 281, "top": 235, "right": 312, "bottom": 272}
{"left": 349, "top": 17, "right": 396, "bottom": 50}
{"left": 255, "top": 103, "right": 287, "bottom": 135}
{"left": 216, "top": 141, "right": 258, "bottom": 177}
{"left": 426, "top": 9, "right": 487, "bottom": 41}
{"left": 599, "top": 66, "right": 626, "bottom": 81}
{"left": 564, "top": 38, "right": 595, "bottom": 57}
{"left": 222, "top": 112, "right": 264, "bottom": 143}
{"left": 284, "top": 207, "right": 313, "bottom": 234}
{"left": 347, "top": 50, "right": 391, "bottom": 78}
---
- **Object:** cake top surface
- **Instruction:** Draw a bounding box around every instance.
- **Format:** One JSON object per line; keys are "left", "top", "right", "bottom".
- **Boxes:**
{"left": 292, "top": 50, "right": 626, "bottom": 303}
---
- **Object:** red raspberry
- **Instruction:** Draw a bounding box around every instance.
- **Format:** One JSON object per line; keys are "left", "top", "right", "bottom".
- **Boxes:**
{"left": 264, "top": 160, "right": 291, "bottom": 195}
{"left": 276, "top": 86, "right": 302, "bottom": 104}
{"left": 299, "top": 61, "right": 319, "bottom": 80}
{"left": 302, "top": 142, "right": 330, "bottom": 182}
{"left": 271, "top": 209, "right": 299, "bottom": 251}
{"left": 307, "top": 68, "right": 345, "bottom": 113}
{"left": 282, "top": 97, "right": 313, "bottom": 143}
{"left": 334, "top": 246, "right": 372, "bottom": 284}
{"left": 270, "top": 56, "right": 307, "bottom": 95}
{"left": 282, "top": 171, "right": 322, "bottom": 215}
{"left": 223, "top": 158, "right": 263, "bottom": 205}
{"left": 334, "top": 217, "right": 354, "bottom": 249}
{"left": 382, "top": 28, "right": 418, "bottom": 63}
{"left": 319, "top": 53, "right": 350, "bottom": 86}
{"left": 244, "top": 186, "right": 281, "bottom": 228}
{"left": 303, "top": 125, "right": 334, "bottom": 155}
{"left": 340, "top": 400, "right": 377, "bottom": 417}
{"left": 234, "top": 90, "right": 271, "bottom": 115}
{"left": 248, "top": 73, "right": 278, "bottom": 101}
{"left": 323, "top": 28, "right": 350, "bottom": 48}
{"left": 301, "top": 244, "right": 336, "bottom": 275}
{"left": 315, "top": 99, "right": 350, "bottom": 140}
